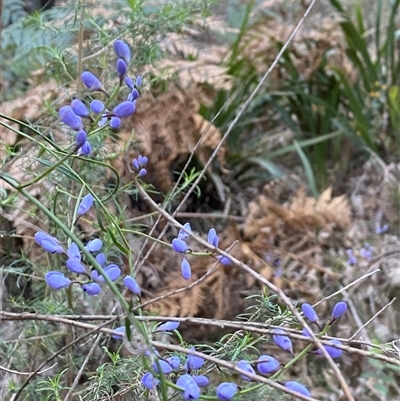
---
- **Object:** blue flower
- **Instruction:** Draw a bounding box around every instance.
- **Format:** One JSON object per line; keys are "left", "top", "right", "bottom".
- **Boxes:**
{"left": 81, "top": 71, "right": 103, "bottom": 91}
{"left": 256, "top": 355, "right": 280, "bottom": 374}
{"left": 116, "top": 58, "right": 128, "bottom": 78}
{"left": 111, "top": 325, "right": 126, "bottom": 340}
{"left": 67, "top": 242, "right": 81, "bottom": 260}
{"left": 301, "top": 303, "right": 319, "bottom": 323}
{"left": 95, "top": 253, "right": 106, "bottom": 266}
{"left": 127, "top": 88, "right": 139, "bottom": 102}
{"left": 66, "top": 258, "right": 86, "bottom": 274}
{"left": 216, "top": 382, "right": 237, "bottom": 400}
{"left": 237, "top": 360, "right": 255, "bottom": 381}
{"left": 376, "top": 224, "right": 388, "bottom": 235}
{"left": 79, "top": 141, "right": 92, "bottom": 156}
{"left": 81, "top": 282, "right": 101, "bottom": 296}
{"left": 90, "top": 99, "right": 105, "bottom": 114}
{"left": 302, "top": 327, "right": 313, "bottom": 338}
{"left": 97, "top": 264, "right": 121, "bottom": 282}
{"left": 166, "top": 356, "right": 181, "bottom": 370}
{"left": 110, "top": 117, "right": 121, "bottom": 129}
{"left": 132, "top": 155, "right": 148, "bottom": 171}
{"left": 207, "top": 228, "right": 219, "bottom": 247}
{"left": 172, "top": 238, "right": 189, "bottom": 253}
{"left": 141, "top": 372, "right": 159, "bottom": 389}
{"left": 45, "top": 271, "right": 71, "bottom": 289}
{"left": 316, "top": 339, "right": 342, "bottom": 358}
{"left": 136, "top": 75, "right": 142, "bottom": 87}
{"left": 85, "top": 238, "right": 102, "bottom": 252}
{"left": 272, "top": 328, "right": 293, "bottom": 355}
{"left": 186, "top": 347, "right": 205, "bottom": 371}
{"left": 155, "top": 321, "right": 180, "bottom": 332}
{"left": 152, "top": 359, "right": 173, "bottom": 374}
{"left": 360, "top": 243, "right": 373, "bottom": 261}
{"left": 177, "top": 374, "right": 201, "bottom": 401}
{"left": 181, "top": 258, "right": 191, "bottom": 280}
{"left": 112, "top": 101, "right": 136, "bottom": 118}
{"left": 35, "top": 231, "right": 64, "bottom": 254}
{"left": 217, "top": 255, "right": 232, "bottom": 266}
{"left": 77, "top": 194, "right": 94, "bottom": 216}
{"left": 123, "top": 276, "right": 141, "bottom": 296}
{"left": 178, "top": 222, "right": 192, "bottom": 240}
{"left": 346, "top": 249, "right": 357, "bottom": 265}
{"left": 192, "top": 375, "right": 209, "bottom": 387}
{"left": 75, "top": 130, "right": 87, "bottom": 148}
{"left": 331, "top": 301, "right": 347, "bottom": 320}
{"left": 71, "top": 99, "right": 90, "bottom": 118}
{"left": 59, "top": 106, "right": 83, "bottom": 131}
{"left": 125, "top": 76, "right": 134, "bottom": 90}
{"left": 113, "top": 40, "right": 131, "bottom": 63}
{"left": 284, "top": 381, "right": 311, "bottom": 396}
{"left": 138, "top": 168, "right": 147, "bottom": 177}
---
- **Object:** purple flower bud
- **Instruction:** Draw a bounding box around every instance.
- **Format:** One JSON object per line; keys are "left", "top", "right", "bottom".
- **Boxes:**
{"left": 331, "top": 301, "right": 347, "bottom": 320}
{"left": 172, "top": 238, "right": 189, "bottom": 253}
{"left": 77, "top": 194, "right": 94, "bottom": 216}
{"left": 216, "top": 382, "right": 238, "bottom": 400}
{"left": 192, "top": 375, "right": 209, "bottom": 387}
{"left": 132, "top": 158, "right": 140, "bottom": 170}
{"left": 97, "top": 264, "right": 121, "bottom": 282}
{"left": 85, "top": 238, "right": 102, "bottom": 252}
{"left": 79, "top": 141, "right": 92, "bottom": 156}
{"left": 186, "top": 347, "right": 205, "bottom": 371}
{"left": 177, "top": 374, "right": 201, "bottom": 401}
{"left": 81, "top": 71, "right": 103, "bottom": 91}
{"left": 45, "top": 271, "right": 71, "bottom": 289}
{"left": 256, "top": 355, "right": 280, "bottom": 374}
{"left": 127, "top": 88, "right": 139, "bottom": 102}
{"left": 67, "top": 242, "right": 81, "bottom": 260}
{"left": 110, "top": 116, "right": 121, "bottom": 129}
{"left": 302, "top": 327, "right": 313, "bottom": 338}
{"left": 155, "top": 321, "right": 180, "bottom": 332}
{"left": 81, "top": 282, "right": 101, "bottom": 296}
{"left": 35, "top": 231, "right": 64, "bottom": 254}
{"left": 75, "top": 130, "right": 87, "bottom": 148}
{"left": 376, "top": 224, "right": 388, "bottom": 235}
{"left": 302, "top": 303, "right": 319, "bottom": 323}
{"left": 71, "top": 99, "right": 90, "bottom": 118}
{"left": 111, "top": 101, "right": 136, "bottom": 118}
{"left": 207, "top": 228, "right": 219, "bottom": 247}
{"left": 123, "top": 275, "right": 141, "bottom": 296}
{"left": 346, "top": 249, "right": 357, "bottom": 265}
{"left": 272, "top": 328, "right": 293, "bottom": 354}
{"left": 152, "top": 359, "right": 173, "bottom": 374}
{"left": 317, "top": 339, "right": 343, "bottom": 358}
{"left": 111, "top": 325, "right": 126, "bottom": 340}
{"left": 166, "top": 356, "right": 181, "bottom": 370}
{"left": 66, "top": 258, "right": 86, "bottom": 274}
{"left": 59, "top": 106, "right": 83, "bottom": 131}
{"left": 138, "top": 168, "right": 147, "bottom": 177}
{"left": 217, "top": 255, "right": 232, "bottom": 266}
{"left": 90, "top": 99, "right": 105, "bottom": 114}
{"left": 136, "top": 75, "right": 142, "bottom": 87}
{"left": 178, "top": 222, "right": 192, "bottom": 240}
{"left": 284, "top": 381, "right": 311, "bottom": 397}
{"left": 113, "top": 40, "right": 131, "bottom": 63}
{"left": 237, "top": 360, "right": 255, "bottom": 381}
{"left": 116, "top": 58, "right": 128, "bottom": 78}
{"left": 138, "top": 155, "right": 148, "bottom": 165}
{"left": 360, "top": 243, "right": 373, "bottom": 261}
{"left": 141, "top": 372, "right": 159, "bottom": 389}
{"left": 95, "top": 253, "right": 106, "bottom": 266}
{"left": 181, "top": 258, "right": 191, "bottom": 280}
{"left": 125, "top": 76, "right": 134, "bottom": 90}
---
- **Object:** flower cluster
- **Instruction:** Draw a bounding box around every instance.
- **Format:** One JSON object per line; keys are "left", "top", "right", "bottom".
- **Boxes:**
{"left": 171, "top": 225, "right": 232, "bottom": 281}
{"left": 346, "top": 242, "right": 374, "bottom": 265}
{"left": 58, "top": 40, "right": 141, "bottom": 155}
{"left": 132, "top": 154, "right": 148, "bottom": 177}
{"left": 37, "top": 191, "right": 142, "bottom": 298}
